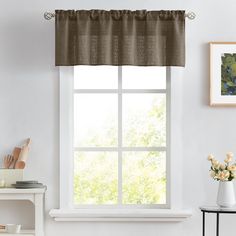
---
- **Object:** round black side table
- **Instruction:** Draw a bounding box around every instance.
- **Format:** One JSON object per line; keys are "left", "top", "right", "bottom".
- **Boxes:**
{"left": 200, "top": 206, "right": 236, "bottom": 236}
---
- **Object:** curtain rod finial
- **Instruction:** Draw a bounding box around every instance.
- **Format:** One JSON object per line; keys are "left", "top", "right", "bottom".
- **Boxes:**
{"left": 44, "top": 12, "right": 55, "bottom": 20}
{"left": 186, "top": 11, "right": 196, "bottom": 20}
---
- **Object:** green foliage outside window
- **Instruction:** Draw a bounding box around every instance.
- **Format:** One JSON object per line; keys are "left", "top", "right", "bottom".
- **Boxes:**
{"left": 74, "top": 96, "right": 166, "bottom": 205}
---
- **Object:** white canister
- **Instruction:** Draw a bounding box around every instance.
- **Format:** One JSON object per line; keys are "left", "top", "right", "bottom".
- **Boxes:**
{"left": 0, "top": 180, "right": 5, "bottom": 188}
{"left": 0, "top": 169, "right": 23, "bottom": 187}
{"left": 6, "top": 224, "right": 21, "bottom": 234}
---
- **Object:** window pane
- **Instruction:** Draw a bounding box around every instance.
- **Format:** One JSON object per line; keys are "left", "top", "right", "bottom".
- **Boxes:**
{"left": 74, "top": 152, "right": 118, "bottom": 204}
{"left": 74, "top": 94, "right": 118, "bottom": 147}
{"left": 123, "top": 94, "right": 166, "bottom": 147}
{"left": 122, "top": 66, "right": 166, "bottom": 89}
{"left": 122, "top": 152, "right": 166, "bottom": 204}
{"left": 74, "top": 66, "right": 118, "bottom": 89}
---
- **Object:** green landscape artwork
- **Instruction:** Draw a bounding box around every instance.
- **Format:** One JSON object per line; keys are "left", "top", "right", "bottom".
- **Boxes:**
{"left": 221, "top": 53, "right": 236, "bottom": 95}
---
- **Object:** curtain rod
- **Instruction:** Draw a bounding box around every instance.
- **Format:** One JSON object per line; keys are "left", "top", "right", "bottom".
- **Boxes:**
{"left": 44, "top": 11, "right": 196, "bottom": 20}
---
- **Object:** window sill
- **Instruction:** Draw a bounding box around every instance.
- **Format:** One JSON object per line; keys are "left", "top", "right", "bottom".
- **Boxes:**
{"left": 49, "top": 208, "right": 192, "bottom": 222}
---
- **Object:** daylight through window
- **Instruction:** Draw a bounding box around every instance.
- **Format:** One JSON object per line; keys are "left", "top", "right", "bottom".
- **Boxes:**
{"left": 73, "top": 66, "right": 169, "bottom": 206}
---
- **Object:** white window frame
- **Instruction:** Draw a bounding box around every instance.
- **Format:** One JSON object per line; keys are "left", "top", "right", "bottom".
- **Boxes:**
{"left": 49, "top": 66, "right": 192, "bottom": 222}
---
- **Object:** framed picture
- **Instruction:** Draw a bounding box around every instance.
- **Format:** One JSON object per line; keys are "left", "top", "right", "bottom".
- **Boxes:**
{"left": 210, "top": 42, "right": 236, "bottom": 106}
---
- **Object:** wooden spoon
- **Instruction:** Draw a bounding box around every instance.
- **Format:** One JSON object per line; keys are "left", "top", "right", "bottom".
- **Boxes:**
{"left": 11, "top": 147, "right": 21, "bottom": 169}
{"left": 14, "top": 161, "right": 25, "bottom": 169}
{"left": 15, "top": 138, "right": 31, "bottom": 169}
{"left": 0, "top": 224, "right": 5, "bottom": 230}
{"left": 3, "top": 155, "right": 13, "bottom": 169}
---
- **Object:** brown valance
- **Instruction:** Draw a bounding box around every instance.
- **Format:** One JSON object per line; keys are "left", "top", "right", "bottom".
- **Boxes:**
{"left": 55, "top": 10, "right": 185, "bottom": 66}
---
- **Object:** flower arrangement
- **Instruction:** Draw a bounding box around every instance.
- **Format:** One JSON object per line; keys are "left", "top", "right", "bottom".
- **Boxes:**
{"left": 207, "top": 152, "right": 236, "bottom": 181}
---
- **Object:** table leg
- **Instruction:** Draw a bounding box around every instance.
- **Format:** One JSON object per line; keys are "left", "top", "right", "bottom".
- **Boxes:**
{"left": 216, "top": 213, "right": 219, "bottom": 236}
{"left": 34, "top": 193, "right": 44, "bottom": 236}
{"left": 202, "top": 211, "right": 205, "bottom": 236}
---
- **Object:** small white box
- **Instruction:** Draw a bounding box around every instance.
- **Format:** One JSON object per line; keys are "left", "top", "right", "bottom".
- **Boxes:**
{"left": 0, "top": 169, "right": 24, "bottom": 187}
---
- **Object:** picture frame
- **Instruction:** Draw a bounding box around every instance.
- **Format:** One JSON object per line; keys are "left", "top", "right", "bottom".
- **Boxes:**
{"left": 210, "top": 42, "right": 236, "bottom": 106}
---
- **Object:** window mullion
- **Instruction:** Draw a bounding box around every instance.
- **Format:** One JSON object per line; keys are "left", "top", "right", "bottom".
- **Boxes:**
{"left": 166, "top": 67, "right": 171, "bottom": 207}
{"left": 118, "top": 66, "right": 122, "bottom": 205}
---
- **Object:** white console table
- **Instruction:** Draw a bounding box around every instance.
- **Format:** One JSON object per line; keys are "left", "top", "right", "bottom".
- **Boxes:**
{"left": 0, "top": 188, "right": 46, "bottom": 236}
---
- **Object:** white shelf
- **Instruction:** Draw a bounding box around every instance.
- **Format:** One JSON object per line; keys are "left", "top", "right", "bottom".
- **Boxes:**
{"left": 0, "top": 188, "right": 46, "bottom": 194}
{"left": 0, "top": 229, "right": 34, "bottom": 235}
{"left": 0, "top": 189, "right": 46, "bottom": 236}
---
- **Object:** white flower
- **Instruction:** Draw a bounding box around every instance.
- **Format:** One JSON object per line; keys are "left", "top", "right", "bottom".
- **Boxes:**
{"left": 208, "top": 152, "right": 235, "bottom": 181}
{"left": 228, "top": 165, "right": 236, "bottom": 172}
{"left": 225, "top": 152, "right": 234, "bottom": 163}
{"left": 217, "top": 170, "right": 230, "bottom": 181}
{"left": 207, "top": 154, "right": 214, "bottom": 161}
{"left": 220, "top": 164, "right": 226, "bottom": 170}
{"left": 217, "top": 171, "right": 227, "bottom": 181}
{"left": 212, "top": 159, "right": 218, "bottom": 165}
{"left": 212, "top": 160, "right": 220, "bottom": 169}
{"left": 227, "top": 152, "right": 234, "bottom": 158}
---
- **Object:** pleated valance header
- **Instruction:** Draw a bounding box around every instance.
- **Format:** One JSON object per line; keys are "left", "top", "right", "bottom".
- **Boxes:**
{"left": 55, "top": 10, "right": 185, "bottom": 66}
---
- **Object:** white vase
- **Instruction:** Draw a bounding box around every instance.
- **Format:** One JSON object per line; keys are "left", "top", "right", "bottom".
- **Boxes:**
{"left": 217, "top": 181, "right": 236, "bottom": 208}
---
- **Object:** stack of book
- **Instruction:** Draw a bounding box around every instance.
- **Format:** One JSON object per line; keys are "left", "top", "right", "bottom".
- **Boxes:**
{"left": 12, "top": 181, "right": 44, "bottom": 189}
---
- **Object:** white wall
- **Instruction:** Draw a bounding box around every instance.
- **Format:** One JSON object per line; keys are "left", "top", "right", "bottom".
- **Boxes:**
{"left": 1, "top": 0, "right": 236, "bottom": 235}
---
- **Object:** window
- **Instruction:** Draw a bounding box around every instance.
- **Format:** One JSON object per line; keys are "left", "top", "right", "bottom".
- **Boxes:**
{"left": 72, "top": 66, "right": 170, "bottom": 208}
{"left": 51, "top": 67, "right": 192, "bottom": 221}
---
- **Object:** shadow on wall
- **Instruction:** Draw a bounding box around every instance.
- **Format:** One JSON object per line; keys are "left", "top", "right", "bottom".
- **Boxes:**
{"left": 201, "top": 43, "right": 210, "bottom": 106}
